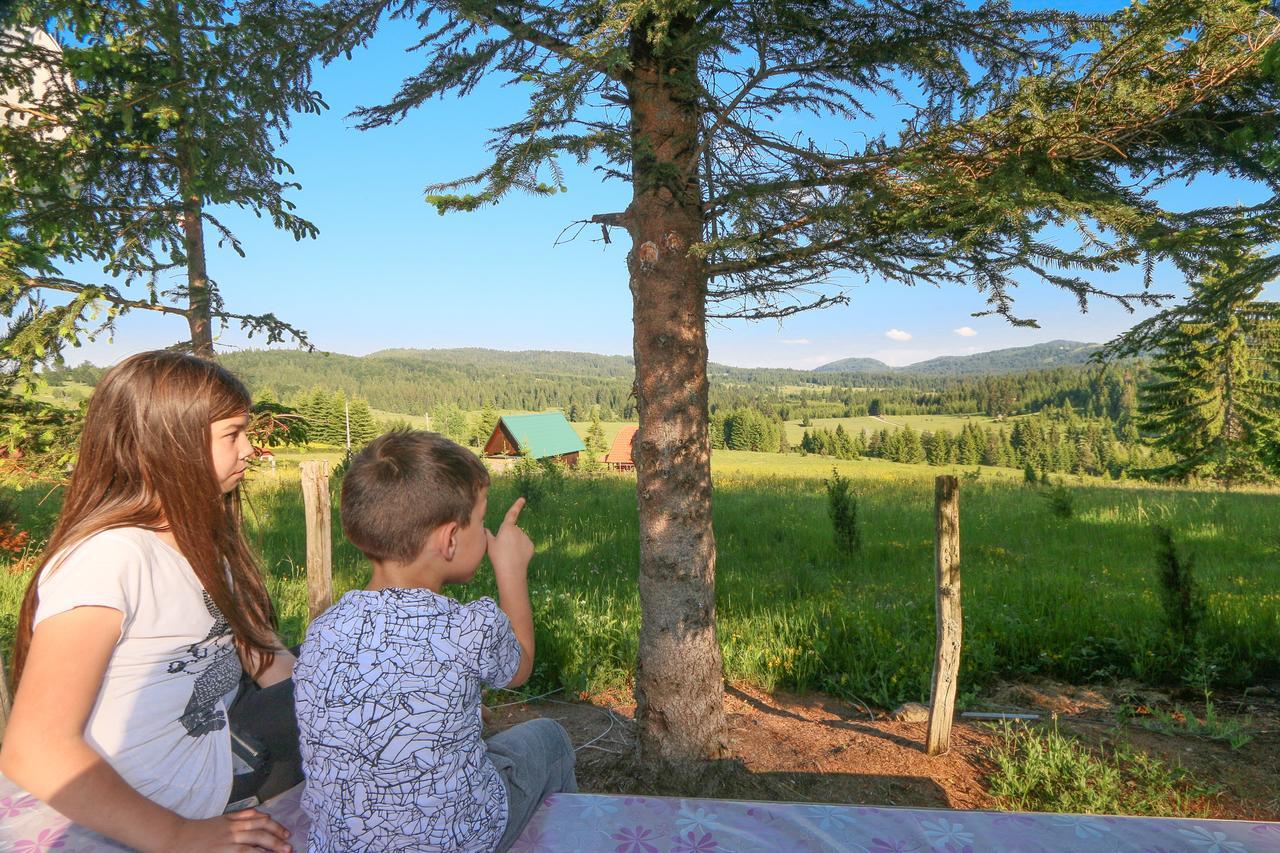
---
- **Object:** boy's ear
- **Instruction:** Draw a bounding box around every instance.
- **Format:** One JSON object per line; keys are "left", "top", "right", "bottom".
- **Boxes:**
{"left": 430, "top": 521, "right": 459, "bottom": 560}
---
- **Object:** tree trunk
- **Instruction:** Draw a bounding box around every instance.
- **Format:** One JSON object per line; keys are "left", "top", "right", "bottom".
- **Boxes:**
{"left": 180, "top": 192, "right": 214, "bottom": 359}
{"left": 165, "top": 1, "right": 215, "bottom": 359}
{"left": 627, "top": 25, "right": 729, "bottom": 765}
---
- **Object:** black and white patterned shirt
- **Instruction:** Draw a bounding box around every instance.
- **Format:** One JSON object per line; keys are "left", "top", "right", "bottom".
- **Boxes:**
{"left": 295, "top": 588, "right": 523, "bottom": 852}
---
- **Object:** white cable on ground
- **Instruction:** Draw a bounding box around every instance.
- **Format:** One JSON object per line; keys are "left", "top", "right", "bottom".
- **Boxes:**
{"left": 487, "top": 687, "right": 626, "bottom": 752}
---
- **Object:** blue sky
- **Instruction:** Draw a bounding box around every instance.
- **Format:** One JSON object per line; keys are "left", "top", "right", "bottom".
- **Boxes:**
{"left": 58, "top": 3, "right": 1275, "bottom": 371}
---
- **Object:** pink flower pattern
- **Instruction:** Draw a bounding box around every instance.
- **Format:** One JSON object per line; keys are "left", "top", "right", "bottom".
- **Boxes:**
{"left": 0, "top": 796, "right": 39, "bottom": 819}
{"left": 611, "top": 825, "right": 658, "bottom": 853}
{"left": 0, "top": 783, "right": 1271, "bottom": 851}
{"left": 12, "top": 827, "right": 67, "bottom": 852}
{"left": 671, "top": 830, "right": 719, "bottom": 853}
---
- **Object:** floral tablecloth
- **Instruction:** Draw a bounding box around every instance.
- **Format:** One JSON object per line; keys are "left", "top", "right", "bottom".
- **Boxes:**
{"left": 513, "top": 795, "right": 1280, "bottom": 853}
{"left": 1, "top": 778, "right": 1277, "bottom": 852}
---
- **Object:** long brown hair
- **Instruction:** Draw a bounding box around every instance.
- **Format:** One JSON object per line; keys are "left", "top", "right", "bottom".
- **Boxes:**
{"left": 12, "top": 351, "right": 278, "bottom": 683}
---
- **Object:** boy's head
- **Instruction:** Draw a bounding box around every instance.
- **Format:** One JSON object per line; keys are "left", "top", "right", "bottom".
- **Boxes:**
{"left": 341, "top": 430, "right": 490, "bottom": 564}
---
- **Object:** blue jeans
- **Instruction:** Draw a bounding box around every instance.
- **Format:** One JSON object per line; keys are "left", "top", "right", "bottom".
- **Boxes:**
{"left": 487, "top": 719, "right": 579, "bottom": 852}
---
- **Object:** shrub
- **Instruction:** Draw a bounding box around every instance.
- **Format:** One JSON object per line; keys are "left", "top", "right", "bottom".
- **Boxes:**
{"left": 988, "top": 720, "right": 1205, "bottom": 817}
{"left": 1041, "top": 482, "right": 1074, "bottom": 519}
{"left": 512, "top": 452, "right": 546, "bottom": 506}
{"left": 824, "top": 468, "right": 859, "bottom": 554}
{"left": 1153, "top": 525, "right": 1205, "bottom": 648}
{"left": 511, "top": 454, "right": 566, "bottom": 506}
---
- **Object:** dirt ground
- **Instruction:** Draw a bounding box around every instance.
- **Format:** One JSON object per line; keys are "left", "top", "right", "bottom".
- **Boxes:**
{"left": 488, "top": 679, "right": 1280, "bottom": 822}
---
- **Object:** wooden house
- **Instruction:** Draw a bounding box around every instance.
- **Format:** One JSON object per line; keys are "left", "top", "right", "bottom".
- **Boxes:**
{"left": 483, "top": 412, "right": 585, "bottom": 470}
{"left": 603, "top": 425, "right": 637, "bottom": 472}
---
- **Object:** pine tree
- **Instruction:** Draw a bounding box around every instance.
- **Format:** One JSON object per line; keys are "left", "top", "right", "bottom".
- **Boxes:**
{"left": 1106, "top": 251, "right": 1280, "bottom": 485}
{"left": 471, "top": 403, "right": 500, "bottom": 448}
{"left": 346, "top": 396, "right": 379, "bottom": 447}
{"left": 323, "top": 0, "right": 1280, "bottom": 766}
{"left": 432, "top": 402, "right": 470, "bottom": 443}
{"left": 1, "top": 4, "right": 324, "bottom": 374}
{"left": 899, "top": 424, "right": 925, "bottom": 465}
{"left": 586, "top": 407, "right": 607, "bottom": 454}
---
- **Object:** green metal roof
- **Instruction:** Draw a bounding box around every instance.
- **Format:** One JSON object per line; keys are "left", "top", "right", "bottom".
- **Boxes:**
{"left": 500, "top": 412, "right": 585, "bottom": 459}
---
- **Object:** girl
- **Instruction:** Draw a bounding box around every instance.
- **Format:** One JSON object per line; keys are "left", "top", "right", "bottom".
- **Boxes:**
{"left": 0, "top": 351, "right": 298, "bottom": 852}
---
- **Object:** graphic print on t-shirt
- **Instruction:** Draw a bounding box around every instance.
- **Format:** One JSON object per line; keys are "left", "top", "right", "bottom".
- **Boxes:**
{"left": 169, "top": 591, "right": 241, "bottom": 737}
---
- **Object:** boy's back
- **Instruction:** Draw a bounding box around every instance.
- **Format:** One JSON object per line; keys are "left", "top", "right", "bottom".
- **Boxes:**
{"left": 294, "top": 587, "right": 521, "bottom": 852}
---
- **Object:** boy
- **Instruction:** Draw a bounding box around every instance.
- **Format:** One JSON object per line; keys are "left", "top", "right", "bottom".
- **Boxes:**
{"left": 294, "top": 431, "right": 577, "bottom": 852}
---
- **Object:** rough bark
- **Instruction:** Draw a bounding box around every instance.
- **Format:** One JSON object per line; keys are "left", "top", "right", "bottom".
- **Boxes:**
{"left": 165, "top": 2, "right": 214, "bottom": 359}
{"left": 180, "top": 191, "right": 214, "bottom": 359}
{"left": 627, "top": 22, "right": 729, "bottom": 765}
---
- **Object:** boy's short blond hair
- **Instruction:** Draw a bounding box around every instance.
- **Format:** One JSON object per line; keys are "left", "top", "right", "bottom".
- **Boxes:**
{"left": 341, "top": 431, "right": 490, "bottom": 563}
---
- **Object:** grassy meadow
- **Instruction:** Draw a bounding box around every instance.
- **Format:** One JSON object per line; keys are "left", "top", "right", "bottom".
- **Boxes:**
{"left": 4, "top": 454, "right": 1277, "bottom": 710}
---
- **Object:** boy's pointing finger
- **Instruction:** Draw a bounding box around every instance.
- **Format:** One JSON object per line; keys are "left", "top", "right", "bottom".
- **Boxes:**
{"left": 503, "top": 496, "right": 526, "bottom": 528}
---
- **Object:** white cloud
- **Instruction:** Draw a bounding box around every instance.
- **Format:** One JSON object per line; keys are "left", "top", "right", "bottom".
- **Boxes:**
{"left": 953, "top": 326, "right": 978, "bottom": 337}
{"left": 779, "top": 338, "right": 811, "bottom": 345}
{"left": 885, "top": 329, "right": 912, "bottom": 342}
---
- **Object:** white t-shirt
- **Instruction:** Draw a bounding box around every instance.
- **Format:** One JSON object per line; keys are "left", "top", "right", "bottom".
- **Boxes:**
{"left": 29, "top": 527, "right": 243, "bottom": 818}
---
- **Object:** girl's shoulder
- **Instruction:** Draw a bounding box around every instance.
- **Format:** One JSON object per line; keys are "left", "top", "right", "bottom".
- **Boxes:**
{"left": 39, "top": 527, "right": 187, "bottom": 589}
{"left": 47, "top": 526, "right": 164, "bottom": 562}
{"left": 34, "top": 528, "right": 196, "bottom": 628}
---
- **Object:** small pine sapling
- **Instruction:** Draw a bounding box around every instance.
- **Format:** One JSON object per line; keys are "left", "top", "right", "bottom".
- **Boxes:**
{"left": 1041, "top": 482, "right": 1075, "bottom": 519}
{"left": 1153, "top": 525, "right": 1206, "bottom": 649}
{"left": 824, "top": 468, "right": 860, "bottom": 555}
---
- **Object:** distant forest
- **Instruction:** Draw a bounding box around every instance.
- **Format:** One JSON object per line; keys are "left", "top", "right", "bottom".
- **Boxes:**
{"left": 45, "top": 347, "right": 1147, "bottom": 425}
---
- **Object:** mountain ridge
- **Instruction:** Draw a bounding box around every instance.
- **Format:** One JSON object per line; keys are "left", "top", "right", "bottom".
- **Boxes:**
{"left": 815, "top": 339, "right": 1100, "bottom": 376}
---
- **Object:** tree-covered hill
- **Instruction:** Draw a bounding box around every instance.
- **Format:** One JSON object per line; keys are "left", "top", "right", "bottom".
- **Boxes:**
{"left": 368, "top": 347, "right": 638, "bottom": 378}
{"left": 816, "top": 340, "right": 1100, "bottom": 376}
{"left": 44, "top": 345, "right": 1143, "bottom": 426}
{"left": 808, "top": 356, "right": 892, "bottom": 373}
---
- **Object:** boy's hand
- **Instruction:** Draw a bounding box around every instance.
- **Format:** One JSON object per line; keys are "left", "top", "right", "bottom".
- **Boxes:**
{"left": 486, "top": 497, "right": 533, "bottom": 581}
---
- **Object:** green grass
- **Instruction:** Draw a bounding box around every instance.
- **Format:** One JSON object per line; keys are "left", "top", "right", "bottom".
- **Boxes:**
{"left": 987, "top": 721, "right": 1210, "bottom": 816}
{"left": 3, "top": 463, "right": 1277, "bottom": 710}
{"left": 1128, "top": 698, "right": 1254, "bottom": 750}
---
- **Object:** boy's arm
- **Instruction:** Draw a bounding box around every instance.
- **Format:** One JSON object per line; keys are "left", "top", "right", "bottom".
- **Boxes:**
{"left": 486, "top": 497, "right": 535, "bottom": 688}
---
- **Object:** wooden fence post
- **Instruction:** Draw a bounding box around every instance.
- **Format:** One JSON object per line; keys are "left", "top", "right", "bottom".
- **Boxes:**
{"left": 0, "top": 650, "right": 11, "bottom": 741}
{"left": 300, "top": 460, "right": 333, "bottom": 620}
{"left": 927, "top": 475, "right": 962, "bottom": 756}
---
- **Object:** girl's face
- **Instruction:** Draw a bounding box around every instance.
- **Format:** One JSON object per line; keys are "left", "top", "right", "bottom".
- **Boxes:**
{"left": 211, "top": 413, "right": 254, "bottom": 494}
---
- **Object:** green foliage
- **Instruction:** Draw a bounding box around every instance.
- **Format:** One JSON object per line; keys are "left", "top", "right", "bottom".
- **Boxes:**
{"left": 1152, "top": 526, "right": 1206, "bottom": 649}
{"left": 430, "top": 402, "right": 470, "bottom": 444}
{"left": 823, "top": 468, "right": 860, "bottom": 555}
{"left": 330, "top": 0, "right": 1280, "bottom": 328}
{"left": 0, "top": 4, "right": 324, "bottom": 372}
{"left": 716, "top": 408, "right": 785, "bottom": 453}
{"left": 988, "top": 721, "right": 1205, "bottom": 817}
{"left": 471, "top": 403, "right": 500, "bottom": 448}
{"left": 511, "top": 452, "right": 565, "bottom": 507}
{"left": 248, "top": 400, "right": 308, "bottom": 448}
{"left": 0, "top": 389, "right": 82, "bottom": 483}
{"left": 1041, "top": 482, "right": 1075, "bottom": 519}
{"left": 1107, "top": 251, "right": 1280, "bottom": 486}
{"left": 1136, "top": 698, "right": 1253, "bottom": 750}
{"left": 585, "top": 407, "right": 606, "bottom": 455}
{"left": 296, "top": 389, "right": 377, "bottom": 448}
